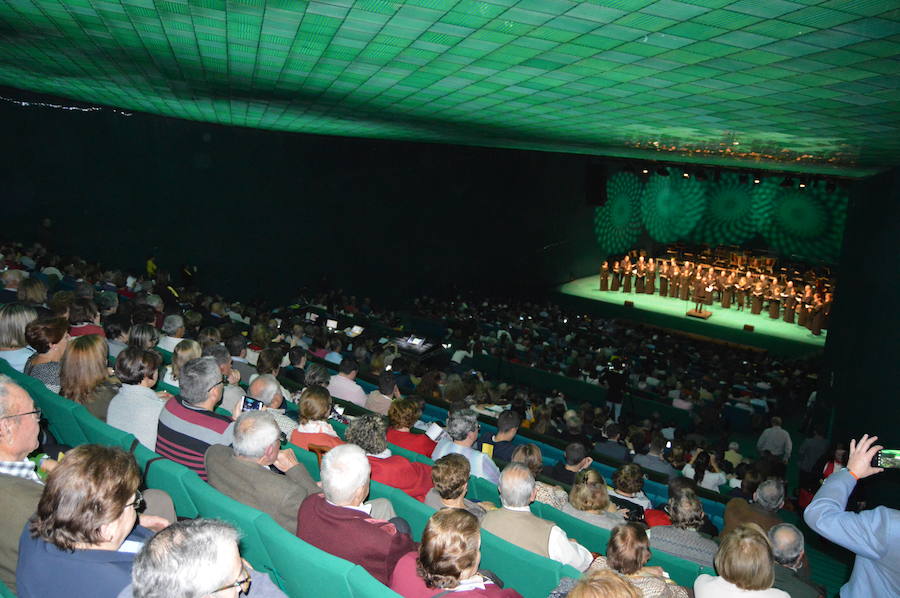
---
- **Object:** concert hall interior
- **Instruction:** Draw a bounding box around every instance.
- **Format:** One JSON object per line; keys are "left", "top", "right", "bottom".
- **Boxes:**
{"left": 0, "top": 2, "right": 899, "bottom": 598}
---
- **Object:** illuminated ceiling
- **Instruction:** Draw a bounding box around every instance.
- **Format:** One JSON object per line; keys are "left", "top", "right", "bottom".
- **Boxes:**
{"left": 0, "top": 0, "right": 898, "bottom": 176}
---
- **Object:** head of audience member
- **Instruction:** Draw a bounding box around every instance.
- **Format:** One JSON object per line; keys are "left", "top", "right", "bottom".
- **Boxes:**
{"left": 346, "top": 413, "right": 388, "bottom": 456}
{"left": 115, "top": 346, "right": 163, "bottom": 388}
{"left": 570, "top": 469, "right": 616, "bottom": 514}
{"left": 320, "top": 443, "right": 371, "bottom": 507}
{"left": 179, "top": 357, "right": 224, "bottom": 410}
{"left": 59, "top": 335, "right": 110, "bottom": 405}
{"left": 130, "top": 304, "right": 158, "bottom": 327}
{"left": 303, "top": 363, "right": 330, "bottom": 388}
{"left": 739, "top": 469, "right": 763, "bottom": 498}
{"left": 431, "top": 454, "right": 471, "bottom": 508}
{"left": 128, "top": 324, "right": 161, "bottom": 351}
{"left": 287, "top": 345, "right": 307, "bottom": 369}
{"left": 612, "top": 463, "right": 644, "bottom": 497}
{"left": 567, "top": 569, "right": 641, "bottom": 598}
{"left": 209, "top": 302, "right": 226, "bottom": 318}
{"left": 161, "top": 315, "right": 185, "bottom": 340}
{"left": 232, "top": 411, "right": 282, "bottom": 466}
{"left": 510, "top": 443, "right": 544, "bottom": 480}
{"left": 96, "top": 291, "right": 119, "bottom": 316}
{"left": 604, "top": 423, "right": 622, "bottom": 443}
{"left": 691, "top": 450, "right": 713, "bottom": 483}
{"left": 30, "top": 444, "right": 141, "bottom": 552}
{"left": 247, "top": 374, "right": 285, "bottom": 412}
{"left": 387, "top": 399, "right": 421, "bottom": 432}
{"left": 377, "top": 371, "right": 399, "bottom": 399}
{"left": 647, "top": 435, "right": 666, "bottom": 457}
{"left": 255, "top": 348, "right": 283, "bottom": 377}
{"left": 225, "top": 335, "right": 247, "bottom": 359}
{"left": 767, "top": 523, "right": 805, "bottom": 572}
{"left": 564, "top": 442, "right": 591, "bottom": 471}
{"left": 0, "top": 375, "right": 40, "bottom": 462}
{"left": 498, "top": 462, "right": 535, "bottom": 509}
{"left": 202, "top": 343, "right": 236, "bottom": 381}
{"left": 48, "top": 291, "right": 73, "bottom": 319}
{"left": 170, "top": 339, "right": 201, "bottom": 381}
{"left": 17, "top": 278, "right": 47, "bottom": 306}
{"left": 0, "top": 303, "right": 37, "bottom": 350}
{"left": 131, "top": 518, "right": 248, "bottom": 598}
{"left": 752, "top": 480, "right": 785, "bottom": 513}
{"left": 197, "top": 327, "right": 221, "bottom": 348}
{"left": 103, "top": 315, "right": 130, "bottom": 344}
{"left": 605, "top": 523, "right": 652, "bottom": 576}
{"left": 446, "top": 409, "right": 479, "bottom": 447}
{"left": 667, "top": 489, "right": 705, "bottom": 531}
{"left": 1, "top": 269, "right": 24, "bottom": 292}
{"left": 144, "top": 294, "right": 164, "bottom": 313}
{"left": 25, "top": 317, "right": 69, "bottom": 358}
{"left": 715, "top": 523, "right": 776, "bottom": 591}
{"left": 416, "top": 509, "right": 482, "bottom": 589}
{"left": 338, "top": 356, "right": 359, "bottom": 379}
{"left": 495, "top": 410, "right": 521, "bottom": 442}
{"left": 298, "top": 385, "right": 331, "bottom": 425}
{"left": 249, "top": 324, "right": 272, "bottom": 349}
{"left": 68, "top": 298, "right": 100, "bottom": 326}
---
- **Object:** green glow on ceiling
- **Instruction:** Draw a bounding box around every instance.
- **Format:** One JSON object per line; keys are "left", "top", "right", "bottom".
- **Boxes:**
{"left": 0, "top": 0, "right": 898, "bottom": 176}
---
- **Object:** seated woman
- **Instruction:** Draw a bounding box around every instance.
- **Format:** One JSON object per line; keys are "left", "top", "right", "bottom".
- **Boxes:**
{"left": 390, "top": 508, "right": 522, "bottom": 598}
{"left": 562, "top": 469, "right": 626, "bottom": 531}
{"left": 649, "top": 490, "right": 719, "bottom": 569}
{"left": 162, "top": 339, "right": 201, "bottom": 388}
{"left": 386, "top": 399, "right": 436, "bottom": 457}
{"left": 108, "top": 346, "right": 170, "bottom": 450}
{"left": 509, "top": 443, "right": 568, "bottom": 510}
{"left": 682, "top": 451, "right": 727, "bottom": 492}
{"left": 424, "top": 454, "right": 496, "bottom": 520}
{"left": 694, "top": 523, "right": 789, "bottom": 597}
{"left": 346, "top": 413, "right": 433, "bottom": 502}
{"left": 67, "top": 298, "right": 105, "bottom": 337}
{"left": 249, "top": 347, "right": 292, "bottom": 399}
{"left": 127, "top": 324, "right": 160, "bottom": 351}
{"left": 59, "top": 335, "right": 120, "bottom": 421}
{"left": 24, "top": 317, "right": 69, "bottom": 393}
{"left": 0, "top": 303, "right": 38, "bottom": 372}
{"left": 16, "top": 444, "right": 172, "bottom": 598}
{"left": 565, "top": 569, "right": 640, "bottom": 598}
{"left": 289, "top": 385, "right": 344, "bottom": 450}
{"left": 588, "top": 523, "right": 689, "bottom": 598}
{"left": 609, "top": 464, "right": 653, "bottom": 514}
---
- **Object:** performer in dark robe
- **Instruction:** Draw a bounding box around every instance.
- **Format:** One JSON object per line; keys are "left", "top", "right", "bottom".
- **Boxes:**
{"left": 704, "top": 270, "right": 715, "bottom": 306}
{"left": 622, "top": 263, "right": 633, "bottom": 293}
{"left": 797, "top": 287, "right": 813, "bottom": 327}
{"left": 610, "top": 261, "right": 621, "bottom": 292}
{"left": 735, "top": 276, "right": 748, "bottom": 311}
{"left": 721, "top": 273, "right": 735, "bottom": 309}
{"left": 750, "top": 282, "right": 765, "bottom": 315}
{"left": 768, "top": 283, "right": 782, "bottom": 319}
{"left": 781, "top": 282, "right": 796, "bottom": 323}
{"left": 646, "top": 259, "right": 656, "bottom": 295}
{"left": 822, "top": 293, "right": 833, "bottom": 329}
{"left": 693, "top": 273, "right": 707, "bottom": 312}
{"left": 810, "top": 296, "right": 825, "bottom": 335}
{"left": 669, "top": 266, "right": 680, "bottom": 298}
{"left": 634, "top": 257, "right": 646, "bottom": 293}
{"left": 658, "top": 262, "right": 669, "bottom": 297}
{"left": 679, "top": 270, "right": 691, "bottom": 301}
{"left": 600, "top": 261, "right": 610, "bottom": 291}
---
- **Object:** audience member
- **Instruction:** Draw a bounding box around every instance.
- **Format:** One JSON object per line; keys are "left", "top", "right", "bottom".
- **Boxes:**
{"left": 15, "top": 278, "right": 51, "bottom": 317}
{"left": 290, "top": 385, "right": 343, "bottom": 450}
{"left": 201, "top": 343, "right": 244, "bottom": 415}
{"left": 481, "top": 463, "right": 592, "bottom": 571}
{"left": 67, "top": 298, "right": 104, "bottom": 337}
{"left": 23, "top": 317, "right": 68, "bottom": 392}
{"left": 157, "top": 314, "right": 185, "bottom": 353}
{"left": 682, "top": 451, "right": 726, "bottom": 492}
{"left": 562, "top": 469, "right": 626, "bottom": 531}
{"left": 649, "top": 490, "right": 718, "bottom": 568}
{"left": 0, "top": 270, "right": 25, "bottom": 303}
{"left": 796, "top": 427, "right": 829, "bottom": 489}
{"left": 283, "top": 345, "right": 307, "bottom": 385}
{"left": 245, "top": 374, "right": 297, "bottom": 436}
{"left": 768, "top": 524, "right": 824, "bottom": 598}
{"left": 564, "top": 569, "right": 641, "bottom": 598}
{"left": 594, "top": 423, "right": 629, "bottom": 463}
{"left": 225, "top": 335, "right": 256, "bottom": 381}
{"left": 632, "top": 436, "right": 678, "bottom": 480}
{"left": 386, "top": 399, "right": 436, "bottom": 457}
{"left": 479, "top": 409, "right": 521, "bottom": 462}
{"left": 609, "top": 463, "right": 652, "bottom": 512}
{"left": 327, "top": 357, "right": 368, "bottom": 407}
{"left": 722, "top": 480, "right": 785, "bottom": 538}
{"left": 103, "top": 315, "right": 130, "bottom": 359}
{"left": 127, "top": 323, "right": 160, "bottom": 350}
{"left": 693, "top": 523, "right": 788, "bottom": 597}
{"left": 723, "top": 441, "right": 743, "bottom": 469}
{"left": 162, "top": 339, "right": 201, "bottom": 388}
{"left": 424, "top": 453, "right": 493, "bottom": 520}
{"left": 108, "top": 347, "right": 168, "bottom": 450}
{"left": 206, "top": 411, "right": 320, "bottom": 533}
{"left": 510, "top": 443, "right": 567, "bottom": 510}
{"left": 756, "top": 417, "right": 792, "bottom": 463}
{"left": 59, "top": 334, "right": 118, "bottom": 420}
{"left": 366, "top": 370, "right": 399, "bottom": 416}
{"left": 644, "top": 477, "right": 719, "bottom": 537}
{"left": 547, "top": 441, "right": 593, "bottom": 486}
{"left": 0, "top": 304, "right": 38, "bottom": 372}
{"left": 433, "top": 409, "right": 500, "bottom": 485}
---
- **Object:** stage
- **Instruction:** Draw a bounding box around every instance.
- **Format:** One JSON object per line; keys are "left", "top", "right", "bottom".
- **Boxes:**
{"left": 556, "top": 275, "right": 826, "bottom": 357}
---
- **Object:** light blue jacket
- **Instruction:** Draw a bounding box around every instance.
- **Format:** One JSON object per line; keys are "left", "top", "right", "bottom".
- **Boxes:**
{"left": 431, "top": 437, "right": 500, "bottom": 485}
{"left": 804, "top": 469, "right": 900, "bottom": 598}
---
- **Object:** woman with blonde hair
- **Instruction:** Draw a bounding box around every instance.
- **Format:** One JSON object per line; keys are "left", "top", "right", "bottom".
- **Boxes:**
{"left": 0, "top": 303, "right": 38, "bottom": 372}
{"left": 162, "top": 339, "right": 201, "bottom": 387}
{"left": 563, "top": 469, "right": 626, "bottom": 531}
{"left": 290, "top": 385, "right": 343, "bottom": 450}
{"left": 60, "top": 334, "right": 120, "bottom": 421}
{"left": 694, "top": 523, "right": 788, "bottom": 597}
{"left": 510, "top": 443, "right": 568, "bottom": 510}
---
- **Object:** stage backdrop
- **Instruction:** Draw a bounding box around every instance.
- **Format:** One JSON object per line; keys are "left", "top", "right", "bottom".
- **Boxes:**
{"left": 595, "top": 169, "right": 849, "bottom": 264}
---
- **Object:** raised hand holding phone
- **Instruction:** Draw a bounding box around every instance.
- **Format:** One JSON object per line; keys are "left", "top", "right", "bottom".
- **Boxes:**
{"left": 847, "top": 434, "right": 884, "bottom": 480}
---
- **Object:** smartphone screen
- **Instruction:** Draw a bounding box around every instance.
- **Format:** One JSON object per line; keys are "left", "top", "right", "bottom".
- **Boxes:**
{"left": 877, "top": 449, "right": 900, "bottom": 469}
{"left": 242, "top": 396, "right": 264, "bottom": 412}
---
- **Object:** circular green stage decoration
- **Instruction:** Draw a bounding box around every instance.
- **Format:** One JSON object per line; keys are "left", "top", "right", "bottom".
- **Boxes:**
{"left": 690, "top": 173, "right": 776, "bottom": 245}
{"left": 594, "top": 171, "right": 643, "bottom": 254}
{"left": 641, "top": 171, "right": 707, "bottom": 243}
{"left": 761, "top": 186, "right": 848, "bottom": 263}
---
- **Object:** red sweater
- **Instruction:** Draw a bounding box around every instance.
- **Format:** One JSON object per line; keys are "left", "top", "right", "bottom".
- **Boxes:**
{"left": 297, "top": 493, "right": 416, "bottom": 585}
{"left": 387, "top": 428, "right": 437, "bottom": 458}
{"left": 369, "top": 455, "right": 433, "bottom": 502}
{"left": 390, "top": 552, "right": 523, "bottom": 598}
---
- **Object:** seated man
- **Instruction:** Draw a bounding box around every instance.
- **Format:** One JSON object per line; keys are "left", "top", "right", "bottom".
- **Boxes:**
{"left": 424, "top": 454, "right": 494, "bottom": 521}
{"left": 156, "top": 357, "right": 235, "bottom": 480}
{"left": 481, "top": 463, "right": 593, "bottom": 571}
{"left": 327, "top": 357, "right": 368, "bottom": 407}
{"left": 156, "top": 314, "right": 185, "bottom": 353}
{"left": 206, "top": 411, "right": 320, "bottom": 533}
{"left": 594, "top": 423, "right": 630, "bottom": 463}
{"left": 478, "top": 410, "right": 521, "bottom": 462}
{"left": 768, "top": 523, "right": 824, "bottom": 598}
{"left": 365, "top": 371, "right": 399, "bottom": 416}
{"left": 201, "top": 344, "right": 244, "bottom": 415}
{"left": 723, "top": 479, "right": 786, "bottom": 538}
{"left": 124, "top": 519, "right": 286, "bottom": 597}
{"left": 546, "top": 442, "right": 593, "bottom": 486}
{"left": 432, "top": 409, "right": 500, "bottom": 485}
{"left": 297, "top": 444, "right": 416, "bottom": 585}
{"left": 633, "top": 435, "right": 679, "bottom": 480}
{"left": 245, "top": 374, "right": 297, "bottom": 436}
{"left": 225, "top": 335, "right": 257, "bottom": 382}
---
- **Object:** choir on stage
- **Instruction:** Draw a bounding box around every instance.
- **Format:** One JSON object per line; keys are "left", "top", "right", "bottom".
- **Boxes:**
{"left": 599, "top": 254, "right": 833, "bottom": 336}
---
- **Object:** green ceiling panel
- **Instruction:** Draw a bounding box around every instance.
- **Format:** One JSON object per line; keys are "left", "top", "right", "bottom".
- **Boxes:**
{"left": 0, "top": 0, "right": 897, "bottom": 176}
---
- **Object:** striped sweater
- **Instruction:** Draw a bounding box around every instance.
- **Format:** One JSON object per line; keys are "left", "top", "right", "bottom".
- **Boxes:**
{"left": 156, "top": 398, "right": 233, "bottom": 480}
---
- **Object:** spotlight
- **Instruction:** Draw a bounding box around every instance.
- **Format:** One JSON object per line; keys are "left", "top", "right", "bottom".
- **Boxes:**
{"left": 752, "top": 173, "right": 761, "bottom": 184}
{"left": 682, "top": 171, "right": 690, "bottom": 178}
{"left": 657, "top": 167, "right": 669, "bottom": 176}
{"left": 641, "top": 168, "right": 650, "bottom": 175}
{"left": 799, "top": 181, "right": 807, "bottom": 189}
{"left": 738, "top": 173, "right": 749, "bottom": 184}
{"left": 780, "top": 177, "right": 793, "bottom": 188}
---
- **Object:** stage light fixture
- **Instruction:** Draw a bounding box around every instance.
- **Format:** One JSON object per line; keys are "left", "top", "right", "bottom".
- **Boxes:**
{"left": 752, "top": 173, "right": 761, "bottom": 184}
{"left": 641, "top": 168, "right": 649, "bottom": 175}
{"left": 738, "top": 173, "right": 748, "bottom": 184}
{"left": 682, "top": 171, "right": 690, "bottom": 179}
{"left": 780, "top": 177, "right": 793, "bottom": 188}
{"left": 657, "top": 167, "right": 669, "bottom": 176}
{"left": 799, "top": 181, "right": 807, "bottom": 189}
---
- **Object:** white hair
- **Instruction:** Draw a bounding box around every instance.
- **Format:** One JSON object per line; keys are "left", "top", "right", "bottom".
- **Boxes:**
{"left": 320, "top": 444, "right": 370, "bottom": 505}
{"left": 768, "top": 523, "right": 805, "bottom": 567}
{"left": 446, "top": 409, "right": 478, "bottom": 441}
{"left": 499, "top": 462, "right": 535, "bottom": 508}
{"left": 248, "top": 374, "right": 280, "bottom": 406}
{"left": 232, "top": 411, "right": 279, "bottom": 459}
{"left": 754, "top": 479, "right": 785, "bottom": 511}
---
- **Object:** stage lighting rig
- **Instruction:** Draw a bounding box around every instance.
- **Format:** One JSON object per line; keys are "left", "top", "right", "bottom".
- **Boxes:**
{"left": 752, "top": 174, "right": 761, "bottom": 184}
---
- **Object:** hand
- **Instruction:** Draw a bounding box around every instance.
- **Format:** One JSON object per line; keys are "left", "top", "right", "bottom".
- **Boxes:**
{"left": 274, "top": 449, "right": 299, "bottom": 472}
{"left": 847, "top": 434, "right": 884, "bottom": 480}
{"left": 156, "top": 391, "right": 173, "bottom": 400}
{"left": 40, "top": 458, "right": 59, "bottom": 473}
{"left": 227, "top": 369, "right": 241, "bottom": 385}
{"left": 578, "top": 456, "right": 593, "bottom": 471}
{"left": 138, "top": 514, "right": 171, "bottom": 532}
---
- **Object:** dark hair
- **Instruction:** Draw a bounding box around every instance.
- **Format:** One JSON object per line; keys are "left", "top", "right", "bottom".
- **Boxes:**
{"left": 197, "top": 327, "right": 221, "bottom": 347}
{"left": 612, "top": 463, "right": 644, "bottom": 494}
{"left": 225, "top": 335, "right": 247, "bottom": 357}
{"left": 377, "top": 371, "right": 396, "bottom": 396}
{"left": 510, "top": 444, "right": 543, "bottom": 478}
{"left": 115, "top": 346, "right": 162, "bottom": 385}
{"left": 345, "top": 413, "right": 388, "bottom": 454}
{"left": 102, "top": 315, "right": 129, "bottom": 341}
{"left": 68, "top": 298, "right": 99, "bottom": 325}
{"left": 24, "top": 317, "right": 68, "bottom": 354}
{"left": 692, "top": 451, "right": 711, "bottom": 484}
{"left": 432, "top": 454, "right": 471, "bottom": 500}
{"left": 497, "top": 410, "right": 522, "bottom": 434}
{"left": 604, "top": 422, "right": 622, "bottom": 440}
{"left": 565, "top": 442, "right": 588, "bottom": 466}
{"left": 338, "top": 357, "right": 358, "bottom": 375}
{"left": 256, "top": 347, "right": 283, "bottom": 375}
{"left": 130, "top": 304, "right": 158, "bottom": 326}
{"left": 387, "top": 399, "right": 421, "bottom": 430}
{"left": 288, "top": 345, "right": 306, "bottom": 366}
{"left": 416, "top": 509, "right": 480, "bottom": 589}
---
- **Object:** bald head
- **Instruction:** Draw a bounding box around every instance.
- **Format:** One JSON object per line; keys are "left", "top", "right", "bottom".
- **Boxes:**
{"left": 499, "top": 462, "right": 536, "bottom": 508}
{"left": 768, "top": 523, "right": 804, "bottom": 568}
{"left": 0, "top": 375, "right": 40, "bottom": 461}
{"left": 248, "top": 374, "right": 283, "bottom": 409}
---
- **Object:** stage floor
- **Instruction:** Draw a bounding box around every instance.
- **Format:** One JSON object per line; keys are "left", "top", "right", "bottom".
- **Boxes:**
{"left": 557, "top": 275, "right": 826, "bottom": 355}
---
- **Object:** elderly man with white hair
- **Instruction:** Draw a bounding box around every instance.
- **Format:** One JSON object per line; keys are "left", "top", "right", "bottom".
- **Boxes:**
{"left": 206, "top": 411, "right": 320, "bottom": 533}
{"left": 722, "top": 479, "right": 786, "bottom": 538}
{"left": 297, "top": 443, "right": 415, "bottom": 585}
{"left": 245, "top": 375, "right": 296, "bottom": 436}
{"left": 156, "top": 314, "right": 185, "bottom": 353}
{"left": 431, "top": 408, "right": 500, "bottom": 485}
{"left": 768, "top": 524, "right": 823, "bottom": 598}
{"left": 481, "top": 462, "right": 593, "bottom": 571}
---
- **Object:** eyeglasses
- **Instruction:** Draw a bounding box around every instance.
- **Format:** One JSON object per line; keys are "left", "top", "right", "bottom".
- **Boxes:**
{"left": 125, "top": 489, "right": 146, "bottom": 513}
{"left": 211, "top": 566, "right": 251, "bottom": 595}
{"left": 0, "top": 408, "right": 42, "bottom": 421}
{"left": 206, "top": 376, "right": 227, "bottom": 394}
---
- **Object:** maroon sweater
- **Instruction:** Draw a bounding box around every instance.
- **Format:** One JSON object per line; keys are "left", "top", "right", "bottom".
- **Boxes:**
{"left": 297, "top": 493, "right": 416, "bottom": 585}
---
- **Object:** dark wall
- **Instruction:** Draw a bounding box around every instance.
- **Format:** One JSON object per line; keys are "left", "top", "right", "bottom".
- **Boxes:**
{"left": 823, "top": 167, "right": 900, "bottom": 507}
{"left": 1, "top": 99, "right": 603, "bottom": 304}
